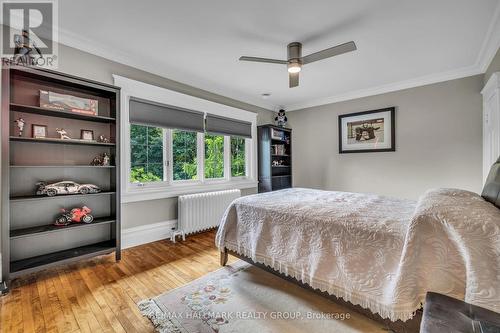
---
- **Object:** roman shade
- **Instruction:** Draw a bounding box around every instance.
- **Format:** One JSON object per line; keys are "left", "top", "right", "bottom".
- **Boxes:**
{"left": 205, "top": 114, "right": 252, "bottom": 138}
{"left": 129, "top": 97, "right": 204, "bottom": 132}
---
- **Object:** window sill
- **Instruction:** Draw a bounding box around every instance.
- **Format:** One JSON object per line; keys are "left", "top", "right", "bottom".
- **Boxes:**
{"left": 122, "top": 179, "right": 258, "bottom": 203}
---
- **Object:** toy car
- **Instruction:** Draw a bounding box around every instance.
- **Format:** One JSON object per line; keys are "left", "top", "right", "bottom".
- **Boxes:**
{"left": 36, "top": 181, "right": 101, "bottom": 196}
{"left": 55, "top": 206, "right": 94, "bottom": 226}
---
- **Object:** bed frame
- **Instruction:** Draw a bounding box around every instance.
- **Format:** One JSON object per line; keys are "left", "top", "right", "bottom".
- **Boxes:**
{"left": 220, "top": 248, "right": 421, "bottom": 333}
{"left": 217, "top": 158, "right": 500, "bottom": 333}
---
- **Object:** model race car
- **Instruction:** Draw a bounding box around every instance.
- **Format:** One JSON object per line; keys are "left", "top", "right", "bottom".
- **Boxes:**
{"left": 36, "top": 181, "right": 101, "bottom": 196}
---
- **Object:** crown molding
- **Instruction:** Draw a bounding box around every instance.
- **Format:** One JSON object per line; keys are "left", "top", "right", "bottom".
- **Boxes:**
{"left": 56, "top": 28, "right": 276, "bottom": 112}
{"left": 481, "top": 72, "right": 500, "bottom": 99}
{"left": 477, "top": 1, "right": 500, "bottom": 72}
{"left": 285, "top": 64, "right": 482, "bottom": 111}
{"left": 54, "top": 2, "right": 500, "bottom": 114}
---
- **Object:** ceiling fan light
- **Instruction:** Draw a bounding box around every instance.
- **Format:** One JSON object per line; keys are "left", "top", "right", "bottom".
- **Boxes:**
{"left": 287, "top": 62, "right": 301, "bottom": 73}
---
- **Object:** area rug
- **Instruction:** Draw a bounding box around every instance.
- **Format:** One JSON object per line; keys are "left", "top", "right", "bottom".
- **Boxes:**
{"left": 138, "top": 261, "right": 387, "bottom": 333}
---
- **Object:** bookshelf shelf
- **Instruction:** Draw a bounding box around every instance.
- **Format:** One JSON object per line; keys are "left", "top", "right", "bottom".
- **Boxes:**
{"left": 10, "top": 103, "right": 116, "bottom": 123}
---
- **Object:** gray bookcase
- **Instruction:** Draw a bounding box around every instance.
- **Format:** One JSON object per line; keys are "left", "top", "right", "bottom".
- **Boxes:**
{"left": 1, "top": 64, "right": 121, "bottom": 286}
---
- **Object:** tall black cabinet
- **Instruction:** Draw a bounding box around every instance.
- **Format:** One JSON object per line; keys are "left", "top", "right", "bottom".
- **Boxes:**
{"left": 257, "top": 125, "right": 292, "bottom": 192}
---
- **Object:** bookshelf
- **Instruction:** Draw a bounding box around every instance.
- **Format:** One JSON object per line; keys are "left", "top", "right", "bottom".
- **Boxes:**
{"left": 257, "top": 125, "right": 292, "bottom": 192}
{"left": 1, "top": 64, "right": 121, "bottom": 284}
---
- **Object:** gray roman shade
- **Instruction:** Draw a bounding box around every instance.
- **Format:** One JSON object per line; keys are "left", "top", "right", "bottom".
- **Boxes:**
{"left": 129, "top": 97, "right": 204, "bottom": 132}
{"left": 205, "top": 114, "right": 252, "bottom": 138}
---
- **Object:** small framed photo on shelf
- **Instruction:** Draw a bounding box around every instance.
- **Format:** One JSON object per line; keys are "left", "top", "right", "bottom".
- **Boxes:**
{"left": 32, "top": 124, "right": 47, "bottom": 138}
{"left": 80, "top": 129, "right": 94, "bottom": 141}
{"left": 271, "top": 128, "right": 284, "bottom": 140}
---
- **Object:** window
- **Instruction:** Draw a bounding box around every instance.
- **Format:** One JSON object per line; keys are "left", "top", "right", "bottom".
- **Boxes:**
{"left": 130, "top": 124, "right": 164, "bottom": 183}
{"left": 118, "top": 73, "right": 257, "bottom": 203}
{"left": 231, "top": 137, "right": 246, "bottom": 177}
{"left": 204, "top": 134, "right": 224, "bottom": 179}
{"left": 172, "top": 130, "right": 197, "bottom": 181}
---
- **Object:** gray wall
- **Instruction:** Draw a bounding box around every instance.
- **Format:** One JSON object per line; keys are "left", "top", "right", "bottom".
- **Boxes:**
{"left": 287, "top": 75, "right": 484, "bottom": 200}
{"left": 485, "top": 47, "right": 500, "bottom": 84}
{"left": 30, "top": 44, "right": 272, "bottom": 229}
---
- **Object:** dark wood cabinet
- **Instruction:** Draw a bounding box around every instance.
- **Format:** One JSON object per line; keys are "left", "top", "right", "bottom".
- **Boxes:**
{"left": 257, "top": 125, "right": 292, "bottom": 193}
{"left": 1, "top": 65, "right": 121, "bottom": 284}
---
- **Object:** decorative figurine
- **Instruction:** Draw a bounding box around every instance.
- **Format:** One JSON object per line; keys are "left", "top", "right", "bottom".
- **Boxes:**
{"left": 54, "top": 206, "right": 94, "bottom": 226}
{"left": 102, "top": 153, "right": 110, "bottom": 166}
{"left": 13, "top": 29, "right": 43, "bottom": 66}
{"left": 98, "top": 135, "right": 110, "bottom": 143}
{"left": 90, "top": 153, "right": 112, "bottom": 166}
{"left": 274, "top": 109, "right": 288, "bottom": 127}
{"left": 36, "top": 181, "right": 101, "bottom": 196}
{"left": 90, "top": 155, "right": 103, "bottom": 166}
{"left": 14, "top": 118, "right": 25, "bottom": 136}
{"left": 56, "top": 128, "right": 71, "bottom": 140}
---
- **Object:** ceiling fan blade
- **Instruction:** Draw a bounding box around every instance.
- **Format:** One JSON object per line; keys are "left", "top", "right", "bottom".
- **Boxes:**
{"left": 239, "top": 56, "right": 287, "bottom": 64}
{"left": 302, "top": 41, "right": 357, "bottom": 64}
{"left": 289, "top": 72, "right": 299, "bottom": 88}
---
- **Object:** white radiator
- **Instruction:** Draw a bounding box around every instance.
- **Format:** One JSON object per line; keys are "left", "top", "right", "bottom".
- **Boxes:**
{"left": 174, "top": 189, "right": 241, "bottom": 241}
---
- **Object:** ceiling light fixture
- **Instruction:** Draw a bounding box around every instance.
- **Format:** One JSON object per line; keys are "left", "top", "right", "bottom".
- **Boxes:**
{"left": 287, "top": 60, "right": 302, "bottom": 73}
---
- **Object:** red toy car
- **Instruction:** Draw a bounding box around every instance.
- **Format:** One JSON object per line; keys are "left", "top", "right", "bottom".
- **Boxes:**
{"left": 54, "top": 206, "right": 94, "bottom": 226}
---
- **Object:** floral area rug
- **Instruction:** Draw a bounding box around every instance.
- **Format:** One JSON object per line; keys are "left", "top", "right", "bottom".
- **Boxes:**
{"left": 138, "top": 261, "right": 386, "bottom": 333}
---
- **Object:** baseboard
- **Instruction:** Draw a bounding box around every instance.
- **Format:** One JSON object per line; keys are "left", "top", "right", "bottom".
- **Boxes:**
{"left": 122, "top": 219, "right": 177, "bottom": 249}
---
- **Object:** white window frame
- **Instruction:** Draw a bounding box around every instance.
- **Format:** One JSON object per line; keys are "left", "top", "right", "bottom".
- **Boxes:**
{"left": 113, "top": 75, "right": 258, "bottom": 203}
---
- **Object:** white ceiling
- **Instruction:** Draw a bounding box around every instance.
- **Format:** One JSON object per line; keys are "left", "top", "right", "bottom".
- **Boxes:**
{"left": 58, "top": 0, "right": 500, "bottom": 111}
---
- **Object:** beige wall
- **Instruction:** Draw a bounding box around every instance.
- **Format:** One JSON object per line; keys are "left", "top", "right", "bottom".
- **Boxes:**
{"left": 287, "top": 75, "right": 484, "bottom": 200}
{"left": 485, "top": 47, "right": 500, "bottom": 84}
{"left": 54, "top": 44, "right": 271, "bottom": 229}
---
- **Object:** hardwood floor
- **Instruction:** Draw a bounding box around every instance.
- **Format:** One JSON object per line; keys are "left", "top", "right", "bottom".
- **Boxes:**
{"left": 0, "top": 230, "right": 232, "bottom": 333}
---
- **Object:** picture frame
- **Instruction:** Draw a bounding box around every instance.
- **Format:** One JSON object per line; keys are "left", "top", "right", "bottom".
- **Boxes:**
{"left": 40, "top": 90, "right": 98, "bottom": 116}
{"left": 270, "top": 128, "right": 285, "bottom": 140}
{"left": 80, "top": 129, "right": 94, "bottom": 141}
{"left": 32, "top": 124, "right": 47, "bottom": 138}
{"left": 338, "top": 107, "right": 395, "bottom": 153}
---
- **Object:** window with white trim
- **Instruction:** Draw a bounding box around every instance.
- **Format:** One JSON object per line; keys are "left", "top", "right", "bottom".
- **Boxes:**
{"left": 171, "top": 129, "right": 198, "bottom": 181}
{"left": 114, "top": 75, "right": 257, "bottom": 203}
{"left": 130, "top": 124, "right": 164, "bottom": 183}
{"left": 129, "top": 129, "right": 250, "bottom": 185}
{"left": 204, "top": 134, "right": 225, "bottom": 179}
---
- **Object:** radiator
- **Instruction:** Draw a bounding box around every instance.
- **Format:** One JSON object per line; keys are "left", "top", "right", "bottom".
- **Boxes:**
{"left": 175, "top": 189, "right": 241, "bottom": 241}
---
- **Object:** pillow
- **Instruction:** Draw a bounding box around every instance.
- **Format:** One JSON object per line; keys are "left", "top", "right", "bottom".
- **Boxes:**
{"left": 482, "top": 156, "right": 500, "bottom": 208}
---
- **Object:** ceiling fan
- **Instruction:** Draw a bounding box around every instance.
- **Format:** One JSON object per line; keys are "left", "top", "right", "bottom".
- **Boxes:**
{"left": 239, "top": 41, "right": 357, "bottom": 88}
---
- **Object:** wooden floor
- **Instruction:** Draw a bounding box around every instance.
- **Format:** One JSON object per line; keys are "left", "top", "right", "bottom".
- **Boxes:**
{"left": 0, "top": 230, "right": 233, "bottom": 333}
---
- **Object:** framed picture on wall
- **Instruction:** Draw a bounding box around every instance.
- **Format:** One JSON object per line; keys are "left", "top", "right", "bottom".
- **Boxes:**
{"left": 338, "top": 107, "right": 395, "bottom": 153}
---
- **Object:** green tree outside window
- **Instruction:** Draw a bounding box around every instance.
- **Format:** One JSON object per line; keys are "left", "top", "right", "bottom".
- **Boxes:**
{"left": 231, "top": 137, "right": 246, "bottom": 177}
{"left": 205, "top": 134, "right": 224, "bottom": 179}
{"left": 130, "top": 124, "right": 163, "bottom": 182}
{"left": 172, "top": 130, "right": 198, "bottom": 180}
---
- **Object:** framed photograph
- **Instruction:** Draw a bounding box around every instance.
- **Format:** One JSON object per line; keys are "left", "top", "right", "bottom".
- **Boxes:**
{"left": 80, "top": 129, "right": 94, "bottom": 141}
{"left": 40, "top": 90, "right": 98, "bottom": 116}
{"left": 270, "top": 128, "right": 284, "bottom": 140}
{"left": 338, "top": 107, "right": 395, "bottom": 153}
{"left": 32, "top": 124, "right": 47, "bottom": 138}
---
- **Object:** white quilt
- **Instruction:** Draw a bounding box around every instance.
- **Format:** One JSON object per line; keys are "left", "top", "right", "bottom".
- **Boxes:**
{"left": 215, "top": 188, "right": 500, "bottom": 321}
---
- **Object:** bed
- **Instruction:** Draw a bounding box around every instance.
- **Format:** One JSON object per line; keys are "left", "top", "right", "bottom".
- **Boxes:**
{"left": 216, "top": 158, "right": 500, "bottom": 323}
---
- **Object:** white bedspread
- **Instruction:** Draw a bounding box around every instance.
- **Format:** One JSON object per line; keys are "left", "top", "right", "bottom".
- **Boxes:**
{"left": 215, "top": 188, "right": 500, "bottom": 321}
